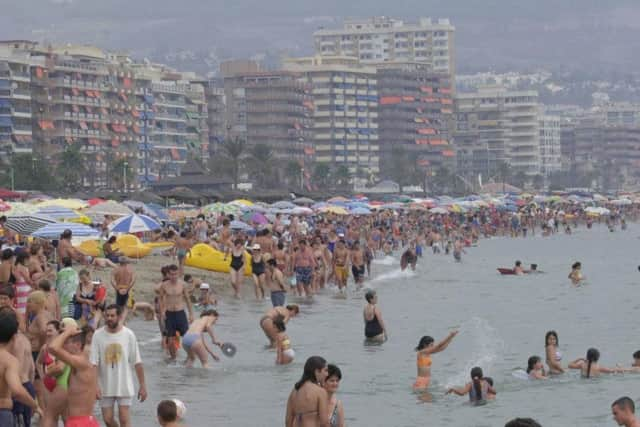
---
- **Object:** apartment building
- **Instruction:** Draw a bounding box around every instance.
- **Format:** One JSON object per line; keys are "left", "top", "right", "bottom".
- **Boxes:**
{"left": 205, "top": 78, "right": 226, "bottom": 156}
{"left": 313, "top": 17, "right": 455, "bottom": 77}
{"left": 222, "top": 69, "right": 313, "bottom": 164}
{"left": 29, "top": 44, "right": 153, "bottom": 189}
{"left": 0, "top": 41, "right": 40, "bottom": 160}
{"left": 538, "top": 115, "right": 562, "bottom": 177}
{"left": 283, "top": 56, "right": 379, "bottom": 180}
{"left": 375, "top": 62, "right": 454, "bottom": 177}
{"left": 454, "top": 86, "right": 540, "bottom": 181}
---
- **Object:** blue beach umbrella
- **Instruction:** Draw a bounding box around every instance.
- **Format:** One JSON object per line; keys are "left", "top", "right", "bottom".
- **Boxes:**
{"left": 31, "top": 222, "right": 99, "bottom": 239}
{"left": 109, "top": 214, "right": 161, "bottom": 233}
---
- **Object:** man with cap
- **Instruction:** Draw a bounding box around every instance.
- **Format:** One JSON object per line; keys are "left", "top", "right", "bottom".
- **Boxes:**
{"left": 197, "top": 283, "right": 217, "bottom": 310}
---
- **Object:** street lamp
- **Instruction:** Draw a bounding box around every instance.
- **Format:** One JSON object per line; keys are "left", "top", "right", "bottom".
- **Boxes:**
{"left": 123, "top": 161, "right": 128, "bottom": 193}
{"left": 300, "top": 167, "right": 304, "bottom": 190}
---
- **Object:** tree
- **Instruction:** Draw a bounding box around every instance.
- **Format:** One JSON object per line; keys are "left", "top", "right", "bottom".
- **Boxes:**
{"left": 284, "top": 160, "right": 302, "bottom": 188}
{"left": 313, "top": 163, "right": 331, "bottom": 190}
{"left": 432, "top": 166, "right": 452, "bottom": 194}
{"left": 533, "top": 174, "right": 545, "bottom": 190}
{"left": 332, "top": 165, "right": 352, "bottom": 190}
{"left": 389, "top": 146, "right": 413, "bottom": 193}
{"left": 245, "top": 144, "right": 279, "bottom": 188}
{"left": 56, "top": 143, "right": 86, "bottom": 192}
{"left": 107, "top": 156, "right": 135, "bottom": 191}
{"left": 0, "top": 154, "right": 57, "bottom": 191}
{"left": 512, "top": 171, "right": 528, "bottom": 189}
{"left": 210, "top": 136, "right": 246, "bottom": 190}
{"left": 496, "top": 161, "right": 511, "bottom": 184}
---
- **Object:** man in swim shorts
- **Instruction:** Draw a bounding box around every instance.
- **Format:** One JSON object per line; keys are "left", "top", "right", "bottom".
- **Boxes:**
{"left": 293, "top": 239, "right": 316, "bottom": 297}
{"left": 350, "top": 241, "right": 366, "bottom": 286}
{"left": 111, "top": 258, "right": 135, "bottom": 319}
{"left": 159, "top": 265, "right": 193, "bottom": 360}
{"left": 332, "top": 240, "right": 349, "bottom": 291}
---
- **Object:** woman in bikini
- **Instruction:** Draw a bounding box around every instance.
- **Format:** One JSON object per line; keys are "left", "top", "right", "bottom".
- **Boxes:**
{"left": 568, "top": 348, "right": 621, "bottom": 377}
{"left": 324, "top": 364, "right": 345, "bottom": 427}
{"left": 224, "top": 238, "right": 245, "bottom": 298}
{"left": 413, "top": 330, "right": 459, "bottom": 391}
{"left": 14, "top": 251, "right": 34, "bottom": 322}
{"left": 28, "top": 243, "right": 54, "bottom": 284}
{"left": 274, "top": 315, "right": 294, "bottom": 365}
{"left": 545, "top": 330, "right": 564, "bottom": 374}
{"left": 285, "top": 356, "right": 329, "bottom": 427}
{"left": 259, "top": 304, "right": 299, "bottom": 348}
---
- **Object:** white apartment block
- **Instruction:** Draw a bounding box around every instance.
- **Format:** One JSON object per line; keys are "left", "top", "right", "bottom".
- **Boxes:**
{"left": 455, "top": 86, "right": 540, "bottom": 176}
{"left": 538, "top": 115, "right": 562, "bottom": 177}
{"left": 283, "top": 56, "right": 379, "bottom": 178}
{"left": 313, "top": 17, "right": 455, "bottom": 77}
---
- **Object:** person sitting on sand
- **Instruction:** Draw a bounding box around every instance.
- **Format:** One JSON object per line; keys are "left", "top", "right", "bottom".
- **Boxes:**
{"left": 182, "top": 309, "right": 222, "bottom": 368}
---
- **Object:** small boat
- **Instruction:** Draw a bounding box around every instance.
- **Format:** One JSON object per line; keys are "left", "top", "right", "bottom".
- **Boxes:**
{"left": 497, "top": 268, "right": 516, "bottom": 275}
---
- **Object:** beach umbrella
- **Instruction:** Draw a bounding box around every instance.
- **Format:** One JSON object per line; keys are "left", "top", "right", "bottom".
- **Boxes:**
{"left": 85, "top": 200, "right": 134, "bottom": 221}
{"left": 292, "top": 207, "right": 313, "bottom": 216}
{"left": 229, "top": 199, "right": 253, "bottom": 207}
{"left": 230, "top": 220, "right": 254, "bottom": 231}
{"left": 346, "top": 202, "right": 370, "bottom": 210}
{"left": 35, "top": 206, "right": 81, "bottom": 221}
{"left": 32, "top": 222, "right": 99, "bottom": 239}
{"left": 242, "top": 211, "right": 269, "bottom": 225}
{"left": 5, "top": 202, "right": 38, "bottom": 216}
{"left": 271, "top": 201, "right": 296, "bottom": 210}
{"left": 0, "top": 200, "right": 10, "bottom": 212}
{"left": 311, "top": 202, "right": 328, "bottom": 210}
{"left": 319, "top": 206, "right": 349, "bottom": 215}
{"left": 611, "top": 199, "right": 632, "bottom": 206}
{"left": 87, "top": 198, "right": 106, "bottom": 206}
{"left": 327, "top": 196, "right": 348, "bottom": 203}
{"left": 144, "top": 203, "right": 169, "bottom": 221}
{"left": 5, "top": 214, "right": 56, "bottom": 236}
{"left": 293, "top": 197, "right": 315, "bottom": 205}
{"left": 350, "top": 207, "right": 371, "bottom": 215}
{"left": 109, "top": 214, "right": 161, "bottom": 233}
{"left": 429, "top": 207, "right": 448, "bottom": 214}
{"left": 36, "top": 198, "right": 87, "bottom": 209}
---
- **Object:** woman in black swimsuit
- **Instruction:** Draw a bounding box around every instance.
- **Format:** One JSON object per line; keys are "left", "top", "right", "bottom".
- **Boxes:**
{"left": 363, "top": 289, "right": 386, "bottom": 343}
{"left": 250, "top": 243, "right": 266, "bottom": 300}
{"left": 225, "top": 238, "right": 245, "bottom": 299}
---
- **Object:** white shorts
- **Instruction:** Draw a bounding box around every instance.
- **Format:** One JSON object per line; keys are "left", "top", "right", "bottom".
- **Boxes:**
{"left": 100, "top": 396, "right": 133, "bottom": 408}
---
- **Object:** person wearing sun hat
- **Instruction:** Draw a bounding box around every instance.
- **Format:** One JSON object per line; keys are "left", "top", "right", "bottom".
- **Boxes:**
{"left": 250, "top": 244, "right": 266, "bottom": 300}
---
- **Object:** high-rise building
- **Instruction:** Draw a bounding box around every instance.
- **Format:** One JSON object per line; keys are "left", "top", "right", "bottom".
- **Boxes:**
{"left": 454, "top": 86, "right": 540, "bottom": 181}
{"left": 29, "top": 44, "right": 152, "bottom": 189}
{"left": 0, "top": 41, "right": 40, "bottom": 161}
{"left": 205, "top": 78, "right": 226, "bottom": 156}
{"left": 283, "top": 56, "right": 379, "bottom": 181}
{"left": 313, "top": 17, "right": 455, "bottom": 77}
{"left": 538, "top": 115, "right": 561, "bottom": 177}
{"left": 222, "top": 69, "right": 313, "bottom": 164}
{"left": 375, "top": 62, "right": 454, "bottom": 177}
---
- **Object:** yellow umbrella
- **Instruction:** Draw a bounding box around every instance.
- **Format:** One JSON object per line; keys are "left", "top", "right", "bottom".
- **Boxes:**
{"left": 68, "top": 214, "right": 92, "bottom": 225}
{"left": 230, "top": 199, "right": 253, "bottom": 207}
{"left": 320, "top": 206, "right": 349, "bottom": 215}
{"left": 37, "top": 198, "right": 88, "bottom": 209}
{"left": 448, "top": 204, "right": 462, "bottom": 213}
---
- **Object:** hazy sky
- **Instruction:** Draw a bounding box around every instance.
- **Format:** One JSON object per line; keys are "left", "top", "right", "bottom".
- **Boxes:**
{"left": 1, "top": 0, "right": 639, "bottom": 72}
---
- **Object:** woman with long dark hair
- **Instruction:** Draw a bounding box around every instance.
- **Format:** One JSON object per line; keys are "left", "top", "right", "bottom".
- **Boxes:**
{"left": 446, "top": 366, "right": 496, "bottom": 405}
{"left": 568, "top": 348, "right": 620, "bottom": 377}
{"left": 285, "top": 356, "right": 330, "bottom": 427}
{"left": 544, "top": 330, "right": 564, "bottom": 374}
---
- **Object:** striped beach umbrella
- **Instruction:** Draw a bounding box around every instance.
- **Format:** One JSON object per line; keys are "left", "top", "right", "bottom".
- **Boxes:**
{"left": 35, "top": 206, "right": 81, "bottom": 220}
{"left": 109, "top": 214, "right": 161, "bottom": 233}
{"left": 5, "top": 214, "right": 57, "bottom": 236}
{"left": 31, "top": 222, "right": 99, "bottom": 239}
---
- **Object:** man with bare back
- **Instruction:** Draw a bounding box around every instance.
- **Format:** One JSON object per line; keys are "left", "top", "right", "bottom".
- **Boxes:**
{"left": 159, "top": 265, "right": 193, "bottom": 361}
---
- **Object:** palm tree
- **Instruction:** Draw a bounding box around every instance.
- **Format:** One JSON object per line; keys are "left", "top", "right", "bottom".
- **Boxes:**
{"left": 284, "top": 160, "right": 302, "bottom": 188}
{"left": 56, "top": 143, "right": 86, "bottom": 192}
{"left": 313, "top": 163, "right": 331, "bottom": 189}
{"left": 210, "top": 136, "right": 246, "bottom": 190}
{"left": 332, "top": 164, "right": 352, "bottom": 190}
{"left": 245, "top": 144, "right": 279, "bottom": 188}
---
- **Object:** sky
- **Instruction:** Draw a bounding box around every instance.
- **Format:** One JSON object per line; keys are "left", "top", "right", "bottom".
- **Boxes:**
{"left": 1, "top": 0, "right": 639, "bottom": 72}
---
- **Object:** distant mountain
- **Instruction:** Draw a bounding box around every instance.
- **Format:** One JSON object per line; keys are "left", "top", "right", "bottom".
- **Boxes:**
{"left": 2, "top": 0, "right": 639, "bottom": 75}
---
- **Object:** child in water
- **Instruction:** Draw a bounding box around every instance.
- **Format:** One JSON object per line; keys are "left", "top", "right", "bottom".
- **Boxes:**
{"left": 527, "top": 356, "right": 548, "bottom": 380}
{"left": 568, "top": 262, "right": 584, "bottom": 285}
{"left": 274, "top": 315, "right": 294, "bottom": 365}
{"left": 446, "top": 367, "right": 497, "bottom": 405}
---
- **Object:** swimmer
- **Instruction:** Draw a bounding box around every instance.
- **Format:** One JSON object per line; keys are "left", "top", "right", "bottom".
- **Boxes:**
{"left": 182, "top": 309, "right": 222, "bottom": 368}
{"left": 285, "top": 356, "right": 329, "bottom": 427}
{"left": 526, "top": 356, "right": 547, "bottom": 380}
{"left": 446, "top": 366, "right": 496, "bottom": 405}
{"left": 400, "top": 244, "right": 417, "bottom": 271}
{"left": 568, "top": 262, "right": 584, "bottom": 285}
{"left": 545, "top": 330, "right": 564, "bottom": 374}
{"left": 274, "top": 315, "right": 294, "bottom": 365}
{"left": 157, "top": 399, "right": 184, "bottom": 427}
{"left": 619, "top": 350, "right": 640, "bottom": 373}
{"left": 568, "top": 348, "right": 621, "bottom": 377}
{"left": 363, "top": 290, "right": 386, "bottom": 343}
{"left": 259, "top": 305, "right": 299, "bottom": 348}
{"left": 513, "top": 260, "right": 524, "bottom": 275}
{"left": 505, "top": 419, "right": 542, "bottom": 427}
{"left": 413, "top": 330, "right": 458, "bottom": 391}
{"left": 195, "top": 283, "right": 217, "bottom": 310}
{"left": 611, "top": 396, "right": 640, "bottom": 427}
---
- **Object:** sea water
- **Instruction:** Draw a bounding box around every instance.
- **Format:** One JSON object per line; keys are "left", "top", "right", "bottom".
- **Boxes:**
{"left": 128, "top": 223, "right": 639, "bottom": 426}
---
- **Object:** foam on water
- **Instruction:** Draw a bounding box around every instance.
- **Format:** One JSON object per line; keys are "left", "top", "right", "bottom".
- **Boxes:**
{"left": 369, "top": 268, "right": 416, "bottom": 284}
{"left": 443, "top": 317, "right": 505, "bottom": 389}
{"left": 372, "top": 255, "right": 396, "bottom": 266}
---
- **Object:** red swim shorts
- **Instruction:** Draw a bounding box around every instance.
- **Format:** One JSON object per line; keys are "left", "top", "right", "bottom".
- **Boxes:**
{"left": 65, "top": 415, "right": 100, "bottom": 427}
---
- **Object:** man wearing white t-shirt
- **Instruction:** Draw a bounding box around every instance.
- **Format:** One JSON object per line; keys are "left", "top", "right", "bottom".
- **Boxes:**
{"left": 90, "top": 304, "right": 147, "bottom": 427}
